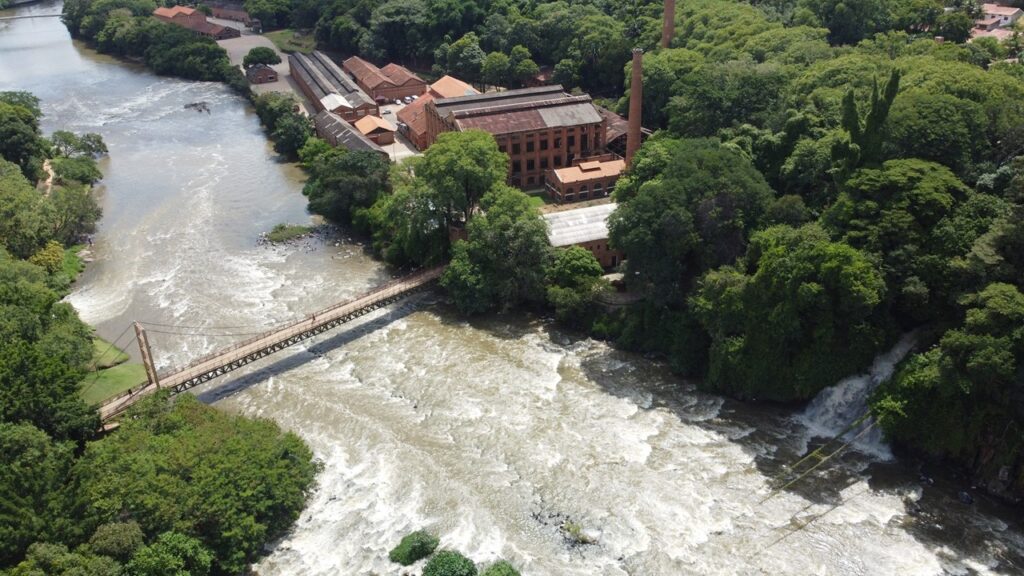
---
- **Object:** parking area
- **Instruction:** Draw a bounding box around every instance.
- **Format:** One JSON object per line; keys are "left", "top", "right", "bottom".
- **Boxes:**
{"left": 378, "top": 102, "right": 421, "bottom": 162}
{"left": 218, "top": 35, "right": 315, "bottom": 115}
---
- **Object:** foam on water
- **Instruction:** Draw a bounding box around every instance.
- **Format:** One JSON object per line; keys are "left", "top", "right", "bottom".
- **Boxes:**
{"left": 798, "top": 333, "right": 918, "bottom": 460}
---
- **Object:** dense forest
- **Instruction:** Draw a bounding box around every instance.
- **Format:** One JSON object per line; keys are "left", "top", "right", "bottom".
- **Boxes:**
{"left": 0, "top": 91, "right": 319, "bottom": 574}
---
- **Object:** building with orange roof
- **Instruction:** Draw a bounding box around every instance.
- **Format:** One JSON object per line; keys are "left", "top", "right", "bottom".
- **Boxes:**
{"left": 152, "top": 5, "right": 240, "bottom": 40}
{"left": 396, "top": 75, "right": 479, "bottom": 150}
{"left": 545, "top": 155, "right": 625, "bottom": 204}
{"left": 354, "top": 115, "right": 397, "bottom": 145}
{"left": 342, "top": 56, "right": 427, "bottom": 102}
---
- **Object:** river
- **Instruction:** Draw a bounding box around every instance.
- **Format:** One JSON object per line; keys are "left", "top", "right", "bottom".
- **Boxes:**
{"left": 2, "top": 3, "right": 1023, "bottom": 574}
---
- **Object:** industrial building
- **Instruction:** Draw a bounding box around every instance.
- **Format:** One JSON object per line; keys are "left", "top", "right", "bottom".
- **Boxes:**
{"left": 312, "top": 111, "right": 387, "bottom": 157}
{"left": 245, "top": 63, "right": 277, "bottom": 84}
{"left": 289, "top": 52, "right": 379, "bottom": 122}
{"left": 354, "top": 115, "right": 397, "bottom": 146}
{"left": 342, "top": 56, "right": 427, "bottom": 102}
{"left": 425, "top": 86, "right": 607, "bottom": 189}
{"left": 152, "top": 6, "right": 240, "bottom": 40}
{"left": 397, "top": 75, "right": 479, "bottom": 151}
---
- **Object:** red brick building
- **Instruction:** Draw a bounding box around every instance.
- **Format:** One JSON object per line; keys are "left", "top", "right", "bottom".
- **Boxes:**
{"left": 396, "top": 75, "right": 478, "bottom": 151}
{"left": 313, "top": 110, "right": 388, "bottom": 157}
{"left": 545, "top": 155, "right": 625, "bottom": 204}
{"left": 208, "top": 2, "right": 254, "bottom": 27}
{"left": 425, "top": 86, "right": 607, "bottom": 189}
{"left": 342, "top": 56, "right": 427, "bottom": 102}
{"left": 245, "top": 63, "right": 277, "bottom": 84}
{"left": 152, "top": 6, "right": 240, "bottom": 40}
{"left": 289, "top": 52, "right": 379, "bottom": 122}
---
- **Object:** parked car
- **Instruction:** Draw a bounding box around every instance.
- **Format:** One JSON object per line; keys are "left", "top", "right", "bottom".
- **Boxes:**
{"left": 403, "top": 96, "right": 413, "bottom": 104}
{"left": 394, "top": 99, "right": 402, "bottom": 106}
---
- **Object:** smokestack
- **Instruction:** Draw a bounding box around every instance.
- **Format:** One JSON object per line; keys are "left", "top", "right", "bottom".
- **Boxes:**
{"left": 626, "top": 48, "right": 644, "bottom": 168}
{"left": 662, "top": 0, "right": 676, "bottom": 49}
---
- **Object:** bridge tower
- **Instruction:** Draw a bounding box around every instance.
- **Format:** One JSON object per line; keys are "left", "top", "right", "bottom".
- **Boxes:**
{"left": 134, "top": 322, "right": 161, "bottom": 388}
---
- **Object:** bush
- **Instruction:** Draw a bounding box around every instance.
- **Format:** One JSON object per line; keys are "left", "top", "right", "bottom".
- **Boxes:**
{"left": 481, "top": 559, "right": 520, "bottom": 576}
{"left": 388, "top": 530, "right": 439, "bottom": 566}
{"left": 423, "top": 550, "right": 477, "bottom": 576}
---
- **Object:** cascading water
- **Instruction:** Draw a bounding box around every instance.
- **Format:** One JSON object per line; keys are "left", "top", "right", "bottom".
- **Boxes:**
{"left": 798, "top": 333, "right": 918, "bottom": 460}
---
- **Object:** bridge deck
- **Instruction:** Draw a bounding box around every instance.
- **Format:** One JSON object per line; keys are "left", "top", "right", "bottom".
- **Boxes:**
{"left": 99, "top": 265, "right": 445, "bottom": 421}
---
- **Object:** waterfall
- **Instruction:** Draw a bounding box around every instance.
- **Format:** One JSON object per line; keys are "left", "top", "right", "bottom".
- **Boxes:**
{"left": 798, "top": 333, "right": 918, "bottom": 461}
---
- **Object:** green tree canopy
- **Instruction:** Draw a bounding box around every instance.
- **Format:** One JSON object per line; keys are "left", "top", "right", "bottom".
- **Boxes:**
{"left": 691, "top": 224, "right": 886, "bottom": 401}
{"left": 243, "top": 46, "right": 282, "bottom": 68}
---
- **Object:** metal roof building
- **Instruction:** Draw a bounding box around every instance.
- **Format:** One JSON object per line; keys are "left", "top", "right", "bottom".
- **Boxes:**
{"left": 313, "top": 110, "right": 386, "bottom": 156}
{"left": 289, "top": 52, "right": 378, "bottom": 121}
{"left": 543, "top": 203, "right": 617, "bottom": 247}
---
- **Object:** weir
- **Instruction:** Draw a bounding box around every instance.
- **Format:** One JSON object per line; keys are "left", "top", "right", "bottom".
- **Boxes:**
{"left": 99, "top": 265, "right": 446, "bottom": 421}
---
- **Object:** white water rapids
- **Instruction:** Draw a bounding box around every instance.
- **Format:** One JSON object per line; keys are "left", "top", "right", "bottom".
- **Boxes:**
{"left": 2, "top": 3, "right": 1022, "bottom": 574}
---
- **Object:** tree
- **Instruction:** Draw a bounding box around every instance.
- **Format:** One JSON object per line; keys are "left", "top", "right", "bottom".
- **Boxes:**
{"left": 481, "top": 51, "right": 510, "bottom": 88}
{"left": 481, "top": 560, "right": 521, "bottom": 576}
{"left": 798, "top": 0, "right": 892, "bottom": 45}
{"left": 423, "top": 550, "right": 478, "bottom": 576}
{"left": 441, "top": 186, "right": 551, "bottom": 314}
{"left": 364, "top": 161, "right": 450, "bottom": 267}
{"left": 0, "top": 423, "right": 73, "bottom": 566}
{"left": 126, "top": 532, "right": 213, "bottom": 576}
{"left": 51, "top": 157, "right": 102, "bottom": 185}
{"left": 552, "top": 58, "right": 580, "bottom": 90}
{"left": 0, "top": 161, "right": 54, "bottom": 258}
{"left": 418, "top": 130, "right": 508, "bottom": 225}
{"left": 691, "top": 224, "right": 886, "bottom": 401}
{"left": 388, "top": 530, "right": 439, "bottom": 565}
{"left": 5, "top": 542, "right": 121, "bottom": 576}
{"left": 610, "top": 138, "right": 774, "bottom": 300}
{"left": 546, "top": 246, "right": 607, "bottom": 325}
{"left": 242, "top": 46, "right": 281, "bottom": 69}
{"left": 873, "top": 282, "right": 1024, "bottom": 496}
{"left": 304, "top": 149, "right": 392, "bottom": 226}
{"left": 0, "top": 250, "right": 97, "bottom": 442}
{"left": 271, "top": 113, "right": 311, "bottom": 158}
{"left": 87, "top": 522, "right": 145, "bottom": 562}
{"left": 68, "top": 394, "right": 317, "bottom": 574}
{"left": 884, "top": 90, "right": 987, "bottom": 175}
{"left": 49, "top": 184, "right": 101, "bottom": 245}
{"left": 936, "top": 11, "right": 974, "bottom": 43}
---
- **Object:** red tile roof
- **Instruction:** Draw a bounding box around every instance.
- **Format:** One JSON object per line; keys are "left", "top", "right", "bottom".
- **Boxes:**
{"left": 396, "top": 93, "right": 435, "bottom": 142}
{"left": 343, "top": 56, "right": 393, "bottom": 91}
{"left": 153, "top": 5, "right": 195, "bottom": 18}
{"left": 428, "top": 75, "right": 478, "bottom": 99}
{"left": 380, "top": 63, "right": 423, "bottom": 87}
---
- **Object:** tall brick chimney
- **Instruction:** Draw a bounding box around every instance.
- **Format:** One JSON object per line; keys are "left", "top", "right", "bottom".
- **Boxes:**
{"left": 626, "top": 48, "right": 644, "bottom": 168}
{"left": 662, "top": 0, "right": 676, "bottom": 49}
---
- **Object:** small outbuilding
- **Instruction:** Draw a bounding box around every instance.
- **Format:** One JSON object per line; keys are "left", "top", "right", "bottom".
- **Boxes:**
{"left": 245, "top": 63, "right": 278, "bottom": 84}
{"left": 546, "top": 155, "right": 625, "bottom": 204}
{"left": 354, "top": 115, "right": 398, "bottom": 145}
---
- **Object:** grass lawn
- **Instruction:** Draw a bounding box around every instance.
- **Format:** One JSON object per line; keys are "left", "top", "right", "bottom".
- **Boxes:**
{"left": 63, "top": 244, "right": 85, "bottom": 280}
{"left": 265, "top": 29, "right": 316, "bottom": 54}
{"left": 527, "top": 194, "right": 550, "bottom": 209}
{"left": 267, "top": 223, "right": 312, "bottom": 243}
{"left": 81, "top": 335, "right": 144, "bottom": 405}
{"left": 81, "top": 364, "right": 147, "bottom": 406}
{"left": 91, "top": 336, "right": 130, "bottom": 370}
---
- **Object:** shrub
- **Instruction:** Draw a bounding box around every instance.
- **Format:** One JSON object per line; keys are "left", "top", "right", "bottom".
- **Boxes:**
{"left": 388, "top": 530, "right": 439, "bottom": 566}
{"left": 481, "top": 559, "right": 520, "bottom": 576}
{"left": 423, "top": 550, "right": 477, "bottom": 576}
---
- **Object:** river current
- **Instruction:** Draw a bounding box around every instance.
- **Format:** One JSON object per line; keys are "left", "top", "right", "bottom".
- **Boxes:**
{"left": 2, "top": 4, "right": 1022, "bottom": 574}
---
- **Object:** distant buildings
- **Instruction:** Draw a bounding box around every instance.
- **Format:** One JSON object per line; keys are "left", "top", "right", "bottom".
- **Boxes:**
{"left": 152, "top": 6, "right": 240, "bottom": 40}
{"left": 543, "top": 203, "right": 623, "bottom": 268}
{"left": 289, "top": 52, "right": 379, "bottom": 122}
{"left": 245, "top": 63, "right": 277, "bottom": 84}
{"left": 397, "top": 75, "right": 479, "bottom": 151}
{"left": 312, "top": 110, "right": 388, "bottom": 157}
{"left": 341, "top": 56, "right": 427, "bottom": 102}
{"left": 207, "top": 1, "right": 257, "bottom": 29}
{"left": 425, "top": 85, "right": 607, "bottom": 189}
{"left": 971, "top": 3, "right": 1023, "bottom": 41}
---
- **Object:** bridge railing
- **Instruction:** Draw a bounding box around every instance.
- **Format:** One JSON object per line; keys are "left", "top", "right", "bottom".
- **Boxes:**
{"left": 154, "top": 266, "right": 444, "bottom": 379}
